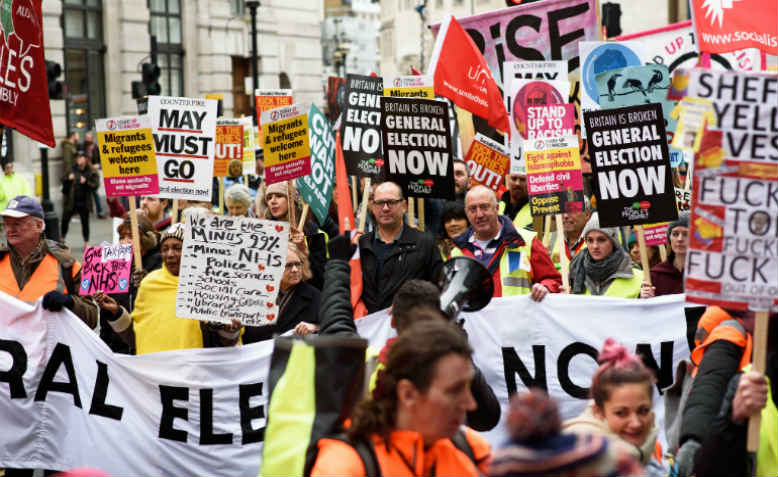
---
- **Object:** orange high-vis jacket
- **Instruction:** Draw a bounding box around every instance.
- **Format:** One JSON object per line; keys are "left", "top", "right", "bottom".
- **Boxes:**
{"left": 690, "top": 306, "right": 752, "bottom": 377}
{"left": 0, "top": 253, "right": 80, "bottom": 303}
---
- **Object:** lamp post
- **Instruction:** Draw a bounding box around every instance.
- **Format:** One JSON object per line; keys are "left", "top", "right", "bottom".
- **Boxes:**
{"left": 415, "top": 0, "right": 427, "bottom": 71}
{"left": 246, "top": 1, "right": 260, "bottom": 125}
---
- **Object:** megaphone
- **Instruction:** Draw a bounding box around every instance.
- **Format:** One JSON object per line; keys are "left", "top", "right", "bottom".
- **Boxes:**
{"left": 438, "top": 256, "right": 494, "bottom": 320}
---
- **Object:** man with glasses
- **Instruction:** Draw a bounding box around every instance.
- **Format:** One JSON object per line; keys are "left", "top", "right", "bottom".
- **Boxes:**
{"left": 358, "top": 181, "right": 443, "bottom": 313}
{"left": 452, "top": 186, "right": 561, "bottom": 300}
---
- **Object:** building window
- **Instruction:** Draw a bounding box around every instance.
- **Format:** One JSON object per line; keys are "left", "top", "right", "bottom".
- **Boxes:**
{"left": 149, "top": 0, "right": 184, "bottom": 96}
{"left": 63, "top": 0, "right": 106, "bottom": 138}
{"left": 229, "top": 0, "right": 245, "bottom": 16}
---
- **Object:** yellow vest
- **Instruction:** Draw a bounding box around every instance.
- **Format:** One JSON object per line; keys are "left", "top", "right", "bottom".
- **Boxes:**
{"left": 743, "top": 364, "right": 778, "bottom": 477}
{"left": 498, "top": 201, "right": 533, "bottom": 231}
{"left": 582, "top": 267, "right": 643, "bottom": 298}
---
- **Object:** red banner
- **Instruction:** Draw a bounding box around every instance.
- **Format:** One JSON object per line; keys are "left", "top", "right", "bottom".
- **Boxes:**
{"left": 692, "top": 0, "right": 777, "bottom": 55}
{"left": 0, "top": 0, "right": 54, "bottom": 146}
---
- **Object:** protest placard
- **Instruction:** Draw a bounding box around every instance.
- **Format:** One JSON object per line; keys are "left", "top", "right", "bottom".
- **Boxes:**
{"left": 383, "top": 76, "right": 434, "bottom": 98}
{"left": 238, "top": 116, "right": 256, "bottom": 173}
{"left": 579, "top": 41, "right": 647, "bottom": 114}
{"left": 587, "top": 103, "right": 678, "bottom": 227}
{"left": 296, "top": 104, "right": 335, "bottom": 226}
{"left": 526, "top": 104, "right": 576, "bottom": 139}
{"left": 255, "top": 89, "right": 292, "bottom": 148}
{"left": 176, "top": 213, "right": 288, "bottom": 325}
{"left": 381, "top": 97, "right": 454, "bottom": 199}
{"left": 465, "top": 133, "right": 509, "bottom": 192}
{"left": 148, "top": 96, "right": 217, "bottom": 201}
{"left": 670, "top": 97, "right": 716, "bottom": 152}
{"left": 524, "top": 135, "right": 584, "bottom": 216}
{"left": 675, "top": 187, "right": 691, "bottom": 211}
{"left": 79, "top": 244, "right": 133, "bottom": 295}
{"left": 326, "top": 77, "right": 346, "bottom": 121}
{"left": 691, "top": 0, "right": 777, "bottom": 55}
{"left": 642, "top": 223, "right": 669, "bottom": 246}
{"left": 214, "top": 119, "right": 243, "bottom": 177}
{"left": 261, "top": 103, "right": 311, "bottom": 185}
{"left": 341, "top": 74, "right": 384, "bottom": 178}
{"left": 95, "top": 115, "right": 159, "bottom": 197}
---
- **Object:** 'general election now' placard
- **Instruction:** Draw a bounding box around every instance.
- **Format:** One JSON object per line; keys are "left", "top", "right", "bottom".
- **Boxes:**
{"left": 261, "top": 103, "right": 311, "bottom": 185}
{"left": 95, "top": 115, "right": 159, "bottom": 197}
{"left": 587, "top": 103, "right": 677, "bottom": 227}
{"left": 341, "top": 74, "right": 384, "bottom": 178}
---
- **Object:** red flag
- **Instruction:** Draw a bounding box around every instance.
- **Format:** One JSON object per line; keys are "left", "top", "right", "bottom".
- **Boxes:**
{"left": 427, "top": 15, "right": 509, "bottom": 134}
{"left": 335, "top": 132, "right": 368, "bottom": 318}
{"left": 0, "top": 0, "right": 55, "bottom": 146}
{"left": 692, "top": 0, "right": 777, "bottom": 55}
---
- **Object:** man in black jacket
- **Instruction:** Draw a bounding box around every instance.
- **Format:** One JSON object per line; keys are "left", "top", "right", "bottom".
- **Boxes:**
{"left": 359, "top": 181, "right": 442, "bottom": 313}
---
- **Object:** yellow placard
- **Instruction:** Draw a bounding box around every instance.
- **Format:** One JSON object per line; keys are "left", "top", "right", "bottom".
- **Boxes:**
{"left": 263, "top": 108, "right": 310, "bottom": 184}
{"left": 98, "top": 128, "right": 157, "bottom": 178}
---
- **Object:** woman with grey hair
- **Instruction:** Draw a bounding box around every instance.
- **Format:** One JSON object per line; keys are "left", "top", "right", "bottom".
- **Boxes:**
{"left": 225, "top": 183, "right": 255, "bottom": 217}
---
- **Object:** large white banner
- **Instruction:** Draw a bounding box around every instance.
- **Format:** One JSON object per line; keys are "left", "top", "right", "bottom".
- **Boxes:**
{"left": 0, "top": 292, "right": 688, "bottom": 475}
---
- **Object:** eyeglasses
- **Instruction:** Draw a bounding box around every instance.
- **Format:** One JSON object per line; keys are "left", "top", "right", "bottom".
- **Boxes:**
{"left": 285, "top": 261, "right": 303, "bottom": 269}
{"left": 373, "top": 199, "right": 403, "bottom": 209}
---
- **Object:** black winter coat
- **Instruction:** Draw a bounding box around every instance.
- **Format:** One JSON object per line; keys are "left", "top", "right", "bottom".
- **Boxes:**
{"left": 358, "top": 225, "right": 443, "bottom": 314}
{"left": 242, "top": 281, "right": 320, "bottom": 344}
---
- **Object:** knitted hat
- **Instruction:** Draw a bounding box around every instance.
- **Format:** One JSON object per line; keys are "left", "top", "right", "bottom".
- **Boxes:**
{"left": 666, "top": 211, "right": 690, "bottom": 242}
{"left": 159, "top": 222, "right": 185, "bottom": 245}
{"left": 581, "top": 213, "right": 620, "bottom": 249}
{"left": 264, "top": 181, "right": 289, "bottom": 198}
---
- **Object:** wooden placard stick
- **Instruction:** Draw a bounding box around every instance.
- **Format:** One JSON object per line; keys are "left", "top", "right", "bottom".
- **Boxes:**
{"left": 542, "top": 215, "right": 553, "bottom": 248}
{"left": 171, "top": 199, "right": 179, "bottom": 225}
{"left": 635, "top": 225, "right": 652, "bottom": 284}
{"left": 659, "top": 243, "right": 668, "bottom": 262}
{"left": 218, "top": 177, "right": 225, "bottom": 215}
{"left": 407, "top": 197, "right": 416, "bottom": 228}
{"left": 298, "top": 203, "right": 309, "bottom": 232}
{"left": 555, "top": 214, "right": 570, "bottom": 292}
{"left": 418, "top": 198, "right": 425, "bottom": 232}
{"left": 357, "top": 177, "right": 371, "bottom": 233}
{"left": 128, "top": 200, "right": 143, "bottom": 270}
{"left": 287, "top": 181, "right": 297, "bottom": 228}
{"left": 747, "top": 310, "right": 770, "bottom": 452}
{"left": 351, "top": 176, "right": 358, "bottom": 213}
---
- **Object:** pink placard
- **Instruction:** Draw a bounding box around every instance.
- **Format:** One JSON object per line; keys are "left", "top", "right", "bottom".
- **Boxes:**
{"left": 526, "top": 104, "right": 576, "bottom": 139}
{"left": 265, "top": 157, "right": 312, "bottom": 185}
{"left": 79, "top": 244, "right": 133, "bottom": 295}
{"left": 104, "top": 174, "right": 159, "bottom": 197}
{"left": 643, "top": 223, "right": 669, "bottom": 247}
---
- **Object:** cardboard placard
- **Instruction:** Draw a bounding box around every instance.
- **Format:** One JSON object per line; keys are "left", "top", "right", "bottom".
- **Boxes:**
{"left": 341, "top": 74, "right": 384, "bottom": 178}
{"left": 95, "top": 115, "right": 159, "bottom": 197}
{"left": 296, "top": 104, "right": 335, "bottom": 226}
{"left": 381, "top": 97, "right": 454, "bottom": 199}
{"left": 79, "top": 244, "right": 133, "bottom": 295}
{"left": 524, "top": 135, "right": 584, "bottom": 216}
{"left": 214, "top": 119, "right": 243, "bottom": 177}
{"left": 642, "top": 222, "right": 669, "bottom": 246}
{"left": 148, "top": 96, "right": 218, "bottom": 201}
{"left": 526, "top": 104, "right": 576, "bottom": 139}
{"left": 670, "top": 97, "right": 716, "bottom": 152}
{"left": 383, "top": 76, "right": 434, "bottom": 98}
{"left": 675, "top": 187, "right": 691, "bottom": 211}
{"left": 587, "top": 103, "right": 678, "bottom": 227}
{"left": 255, "top": 89, "right": 293, "bottom": 148}
{"left": 465, "top": 133, "right": 509, "bottom": 192}
{"left": 261, "top": 103, "right": 311, "bottom": 185}
{"left": 238, "top": 116, "right": 256, "bottom": 173}
{"left": 176, "top": 213, "right": 289, "bottom": 325}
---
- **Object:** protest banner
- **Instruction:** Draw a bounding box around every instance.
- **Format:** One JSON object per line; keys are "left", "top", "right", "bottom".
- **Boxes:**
{"left": 95, "top": 115, "right": 159, "bottom": 197}
{"left": 296, "top": 104, "right": 335, "bottom": 226}
{"left": 255, "top": 89, "right": 292, "bottom": 148}
{"left": 148, "top": 96, "right": 218, "bottom": 201}
{"left": 526, "top": 104, "right": 576, "bottom": 139}
{"left": 1, "top": 291, "right": 687, "bottom": 475}
{"left": 0, "top": 0, "right": 55, "bottom": 146}
{"left": 524, "top": 135, "right": 584, "bottom": 216}
{"left": 383, "top": 75, "right": 434, "bottom": 98}
{"left": 176, "top": 213, "right": 288, "bottom": 326}
{"left": 340, "top": 74, "right": 384, "bottom": 178}
{"left": 239, "top": 116, "right": 256, "bottom": 174}
{"left": 587, "top": 103, "right": 678, "bottom": 227}
{"left": 79, "top": 244, "right": 133, "bottom": 296}
{"left": 381, "top": 97, "right": 454, "bottom": 199}
{"left": 261, "top": 103, "right": 311, "bottom": 186}
{"left": 464, "top": 133, "right": 509, "bottom": 192}
{"left": 214, "top": 119, "right": 243, "bottom": 177}
{"left": 691, "top": 0, "right": 777, "bottom": 55}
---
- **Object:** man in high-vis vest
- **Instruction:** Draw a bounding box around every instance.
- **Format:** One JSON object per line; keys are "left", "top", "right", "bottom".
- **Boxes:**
{"left": 0, "top": 196, "right": 97, "bottom": 325}
{"left": 498, "top": 170, "right": 533, "bottom": 231}
{"left": 549, "top": 195, "right": 592, "bottom": 270}
{"left": 452, "top": 186, "right": 561, "bottom": 300}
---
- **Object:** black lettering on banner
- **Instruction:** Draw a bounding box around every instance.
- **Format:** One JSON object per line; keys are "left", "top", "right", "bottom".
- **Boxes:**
{"left": 240, "top": 382, "right": 266, "bottom": 444}
{"left": 502, "top": 346, "right": 548, "bottom": 395}
{"left": 557, "top": 342, "right": 598, "bottom": 399}
{"left": 88, "top": 360, "right": 124, "bottom": 421}
{"left": 159, "top": 385, "right": 189, "bottom": 442}
{"left": 200, "top": 388, "right": 234, "bottom": 445}
{"left": 0, "top": 339, "right": 27, "bottom": 398}
{"left": 34, "top": 343, "right": 82, "bottom": 408}
{"left": 635, "top": 342, "right": 674, "bottom": 394}
{"left": 547, "top": 2, "right": 589, "bottom": 72}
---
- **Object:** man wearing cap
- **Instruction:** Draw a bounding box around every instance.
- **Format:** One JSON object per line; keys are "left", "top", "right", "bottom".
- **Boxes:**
{"left": 498, "top": 171, "right": 533, "bottom": 231}
{"left": 0, "top": 195, "right": 97, "bottom": 327}
{"left": 95, "top": 223, "right": 241, "bottom": 354}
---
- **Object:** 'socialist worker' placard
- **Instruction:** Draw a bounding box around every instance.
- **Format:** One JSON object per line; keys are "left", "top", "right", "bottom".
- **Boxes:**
{"left": 685, "top": 130, "right": 778, "bottom": 311}
{"left": 255, "top": 89, "right": 292, "bottom": 148}
{"left": 587, "top": 103, "right": 677, "bottom": 227}
{"left": 341, "top": 74, "right": 384, "bottom": 178}
{"left": 214, "top": 119, "right": 243, "bottom": 177}
{"left": 381, "top": 97, "right": 454, "bottom": 200}
{"left": 465, "top": 132, "right": 509, "bottom": 192}
{"left": 95, "top": 115, "right": 158, "bottom": 197}
{"left": 383, "top": 76, "right": 434, "bottom": 98}
{"left": 261, "top": 103, "right": 311, "bottom": 185}
{"left": 176, "top": 213, "right": 289, "bottom": 326}
{"left": 148, "top": 96, "right": 218, "bottom": 201}
{"left": 524, "top": 135, "right": 584, "bottom": 216}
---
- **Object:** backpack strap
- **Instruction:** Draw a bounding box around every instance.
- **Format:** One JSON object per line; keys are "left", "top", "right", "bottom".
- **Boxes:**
{"left": 328, "top": 433, "right": 382, "bottom": 477}
{"left": 450, "top": 428, "right": 476, "bottom": 464}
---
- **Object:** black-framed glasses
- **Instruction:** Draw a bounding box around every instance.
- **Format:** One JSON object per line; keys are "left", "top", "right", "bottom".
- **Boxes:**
{"left": 373, "top": 199, "right": 403, "bottom": 208}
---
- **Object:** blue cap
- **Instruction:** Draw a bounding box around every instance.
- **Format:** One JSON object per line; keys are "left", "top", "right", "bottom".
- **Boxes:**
{"left": 1, "top": 196, "right": 44, "bottom": 219}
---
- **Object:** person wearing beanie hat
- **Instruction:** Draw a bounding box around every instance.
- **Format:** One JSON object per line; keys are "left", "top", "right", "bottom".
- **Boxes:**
{"left": 646, "top": 211, "right": 690, "bottom": 297}
{"left": 568, "top": 213, "right": 648, "bottom": 298}
{"left": 626, "top": 230, "right": 661, "bottom": 271}
{"left": 94, "top": 222, "right": 242, "bottom": 354}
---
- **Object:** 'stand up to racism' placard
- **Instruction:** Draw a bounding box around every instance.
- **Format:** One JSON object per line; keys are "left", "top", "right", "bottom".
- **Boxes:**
{"left": 148, "top": 96, "right": 218, "bottom": 201}
{"left": 524, "top": 135, "right": 584, "bottom": 216}
{"left": 95, "top": 115, "right": 158, "bottom": 197}
{"left": 341, "top": 74, "right": 384, "bottom": 178}
{"left": 587, "top": 103, "right": 677, "bottom": 227}
{"left": 176, "top": 214, "right": 288, "bottom": 326}
{"left": 261, "top": 103, "right": 311, "bottom": 185}
{"left": 79, "top": 244, "right": 133, "bottom": 295}
{"left": 381, "top": 97, "right": 454, "bottom": 199}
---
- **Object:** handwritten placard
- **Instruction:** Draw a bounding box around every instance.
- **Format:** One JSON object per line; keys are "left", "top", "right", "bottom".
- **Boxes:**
{"left": 79, "top": 244, "right": 133, "bottom": 295}
{"left": 176, "top": 213, "right": 288, "bottom": 325}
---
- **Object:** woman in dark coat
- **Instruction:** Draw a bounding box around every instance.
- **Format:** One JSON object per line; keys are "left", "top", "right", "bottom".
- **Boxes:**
{"left": 647, "top": 212, "right": 689, "bottom": 296}
{"left": 243, "top": 243, "right": 320, "bottom": 344}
